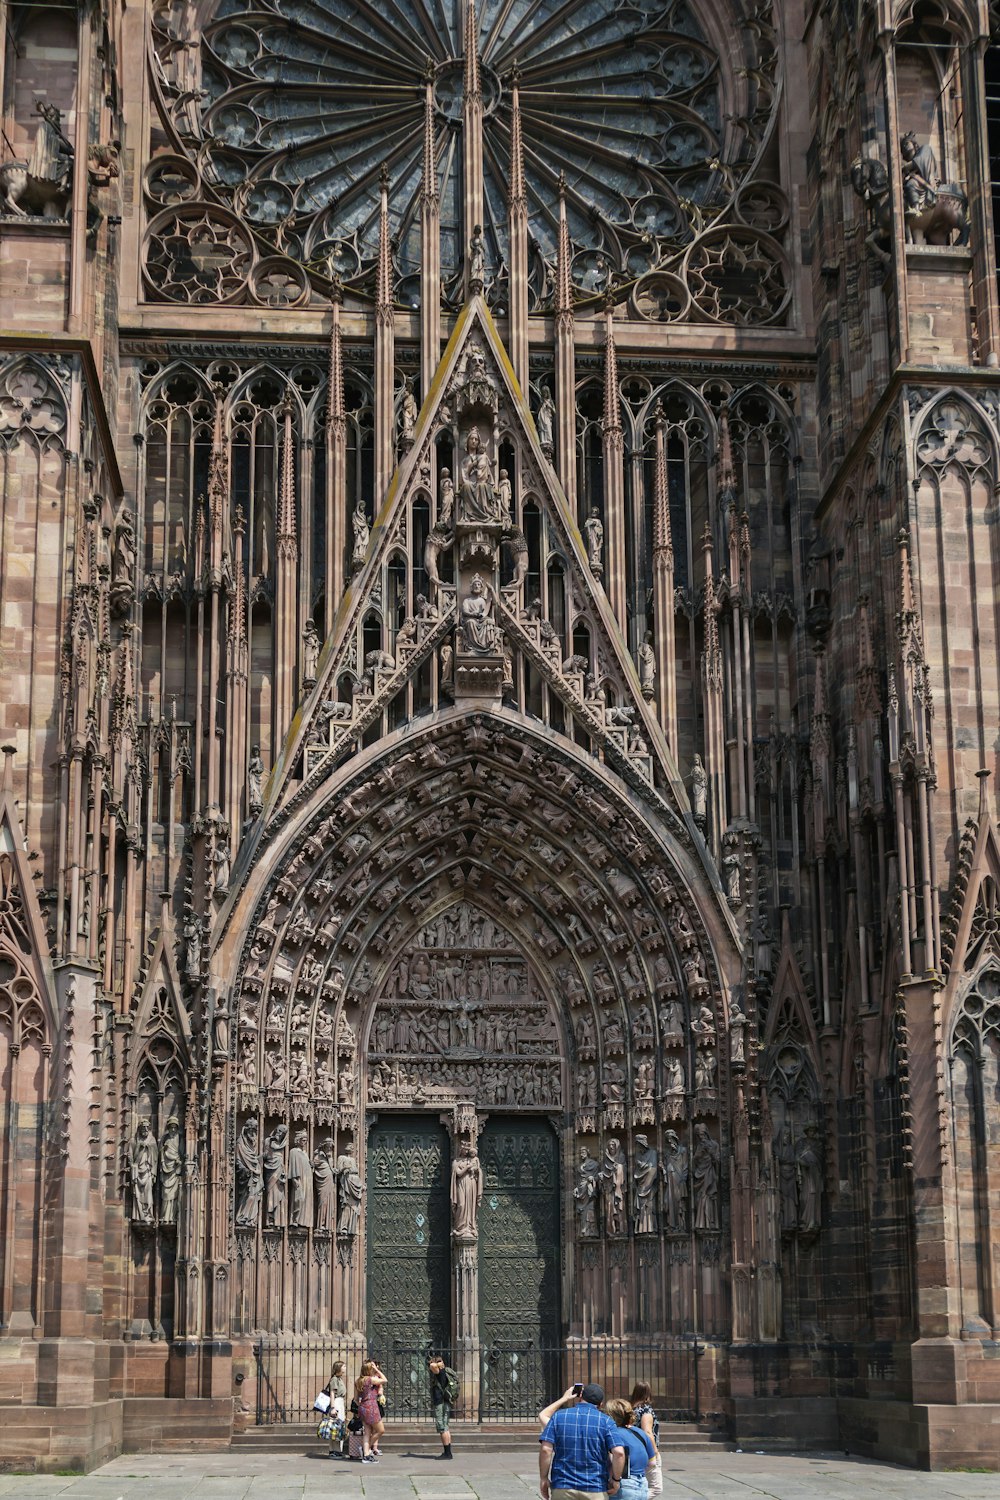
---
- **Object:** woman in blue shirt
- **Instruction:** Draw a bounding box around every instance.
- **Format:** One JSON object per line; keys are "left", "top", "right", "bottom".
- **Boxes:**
{"left": 604, "top": 1399, "right": 655, "bottom": 1500}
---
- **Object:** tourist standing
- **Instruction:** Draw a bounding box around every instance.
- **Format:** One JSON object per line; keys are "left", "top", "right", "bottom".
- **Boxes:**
{"left": 604, "top": 1400, "right": 655, "bottom": 1500}
{"left": 354, "top": 1359, "right": 386, "bottom": 1462}
{"left": 428, "top": 1353, "right": 460, "bottom": 1459}
{"left": 628, "top": 1382, "right": 659, "bottom": 1447}
{"left": 538, "top": 1383, "right": 625, "bottom": 1500}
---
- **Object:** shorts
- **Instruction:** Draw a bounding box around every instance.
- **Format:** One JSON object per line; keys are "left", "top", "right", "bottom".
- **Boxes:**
{"left": 434, "top": 1400, "right": 452, "bottom": 1433}
{"left": 551, "top": 1490, "right": 606, "bottom": 1500}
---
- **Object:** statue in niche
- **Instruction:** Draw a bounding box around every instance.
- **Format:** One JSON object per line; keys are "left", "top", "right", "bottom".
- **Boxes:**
{"left": 130, "top": 1120, "right": 157, "bottom": 1224}
{"left": 498, "top": 470, "right": 513, "bottom": 526}
{"left": 183, "top": 916, "right": 202, "bottom": 980}
{"left": 690, "top": 754, "right": 707, "bottom": 828}
{"left": 0, "top": 101, "right": 73, "bottom": 219}
{"left": 302, "top": 620, "right": 320, "bottom": 683}
{"left": 574, "top": 1146, "right": 601, "bottom": 1237}
{"left": 451, "top": 1140, "right": 483, "bottom": 1239}
{"left": 337, "top": 1153, "right": 364, "bottom": 1237}
{"left": 664, "top": 1054, "right": 685, "bottom": 1098}
{"left": 632, "top": 1134, "right": 659, "bottom": 1235}
{"left": 635, "top": 1057, "right": 655, "bottom": 1098}
{"left": 692, "top": 1003, "right": 716, "bottom": 1042}
{"left": 603, "top": 1011, "right": 625, "bottom": 1052}
{"left": 662, "top": 1129, "right": 688, "bottom": 1232}
{"left": 212, "top": 997, "right": 231, "bottom": 1059}
{"left": 439, "top": 469, "right": 455, "bottom": 526}
{"left": 263, "top": 1123, "right": 288, "bottom": 1228}
{"left": 235, "top": 1117, "right": 264, "bottom": 1226}
{"left": 468, "top": 224, "right": 486, "bottom": 287}
{"left": 536, "top": 388, "right": 555, "bottom": 452}
{"left": 692, "top": 1123, "right": 720, "bottom": 1231}
{"left": 503, "top": 526, "right": 528, "bottom": 592}
{"left": 424, "top": 520, "right": 452, "bottom": 591}
{"left": 247, "top": 745, "right": 265, "bottom": 814}
{"left": 633, "top": 1004, "right": 654, "bottom": 1046}
{"left": 459, "top": 574, "right": 502, "bottom": 655}
{"left": 637, "top": 632, "right": 655, "bottom": 699}
{"left": 212, "top": 836, "right": 231, "bottom": 897}
{"left": 458, "top": 427, "right": 500, "bottom": 524}
{"left": 601, "top": 1137, "right": 628, "bottom": 1236}
{"left": 583, "top": 508, "right": 604, "bottom": 574}
{"left": 400, "top": 378, "right": 418, "bottom": 444}
{"left": 603, "top": 1059, "right": 626, "bottom": 1102}
{"left": 776, "top": 1122, "right": 798, "bottom": 1232}
{"left": 313, "top": 1143, "right": 336, "bottom": 1232}
{"left": 796, "top": 1123, "right": 823, "bottom": 1233}
{"left": 288, "top": 1129, "right": 314, "bottom": 1228}
{"left": 694, "top": 1049, "right": 717, "bottom": 1093}
{"left": 351, "top": 502, "right": 370, "bottom": 569}
{"left": 159, "top": 1117, "right": 182, "bottom": 1225}
{"left": 729, "top": 993, "right": 747, "bottom": 1065}
{"left": 110, "top": 507, "right": 136, "bottom": 616}
{"left": 576, "top": 1064, "right": 596, "bottom": 1108}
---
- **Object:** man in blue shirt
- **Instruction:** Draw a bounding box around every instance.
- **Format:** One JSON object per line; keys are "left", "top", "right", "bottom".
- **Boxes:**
{"left": 539, "top": 1383, "right": 625, "bottom": 1500}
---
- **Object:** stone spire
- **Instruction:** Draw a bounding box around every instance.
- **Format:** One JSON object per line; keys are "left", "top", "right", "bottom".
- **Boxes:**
{"left": 701, "top": 524, "right": 726, "bottom": 856}
{"left": 555, "top": 175, "right": 576, "bottom": 506}
{"left": 275, "top": 388, "right": 299, "bottom": 739}
{"left": 325, "top": 283, "right": 347, "bottom": 631}
{"left": 652, "top": 402, "right": 677, "bottom": 746}
{"left": 462, "top": 0, "right": 484, "bottom": 280}
{"left": 375, "top": 165, "right": 395, "bottom": 503}
{"left": 507, "top": 67, "right": 529, "bottom": 392}
{"left": 420, "top": 64, "right": 441, "bottom": 396}
{"left": 601, "top": 301, "right": 626, "bottom": 624}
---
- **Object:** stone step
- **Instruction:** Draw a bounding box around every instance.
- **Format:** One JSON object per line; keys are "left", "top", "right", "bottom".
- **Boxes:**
{"left": 232, "top": 1421, "right": 730, "bottom": 1454}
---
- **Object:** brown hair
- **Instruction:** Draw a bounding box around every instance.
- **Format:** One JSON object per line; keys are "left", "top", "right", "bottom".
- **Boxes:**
{"left": 604, "top": 1398, "right": 634, "bottom": 1429}
{"left": 630, "top": 1382, "right": 652, "bottom": 1405}
{"left": 331, "top": 1361, "right": 345, "bottom": 1378}
{"left": 354, "top": 1359, "right": 376, "bottom": 1397}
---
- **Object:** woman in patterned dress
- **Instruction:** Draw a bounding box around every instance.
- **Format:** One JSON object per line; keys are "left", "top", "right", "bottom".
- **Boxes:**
{"left": 354, "top": 1359, "right": 386, "bottom": 1462}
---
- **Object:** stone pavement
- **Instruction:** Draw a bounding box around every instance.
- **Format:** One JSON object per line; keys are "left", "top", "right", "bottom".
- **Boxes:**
{"left": 0, "top": 1449, "right": 997, "bottom": 1500}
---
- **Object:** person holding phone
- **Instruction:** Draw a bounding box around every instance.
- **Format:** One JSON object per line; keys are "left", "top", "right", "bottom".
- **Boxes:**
{"left": 538, "top": 1382, "right": 625, "bottom": 1500}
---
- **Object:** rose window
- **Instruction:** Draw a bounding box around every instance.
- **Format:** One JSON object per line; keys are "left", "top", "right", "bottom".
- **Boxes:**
{"left": 150, "top": 0, "right": 779, "bottom": 311}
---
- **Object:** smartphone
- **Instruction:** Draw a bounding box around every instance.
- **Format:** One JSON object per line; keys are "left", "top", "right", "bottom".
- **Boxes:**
{"left": 571, "top": 1382, "right": 584, "bottom": 1396}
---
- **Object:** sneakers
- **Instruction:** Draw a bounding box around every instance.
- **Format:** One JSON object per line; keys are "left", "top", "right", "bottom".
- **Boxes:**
{"left": 362, "top": 1454, "right": 379, "bottom": 1463}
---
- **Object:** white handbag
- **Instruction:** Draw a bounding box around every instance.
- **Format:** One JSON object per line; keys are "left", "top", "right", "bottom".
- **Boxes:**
{"left": 313, "top": 1390, "right": 332, "bottom": 1413}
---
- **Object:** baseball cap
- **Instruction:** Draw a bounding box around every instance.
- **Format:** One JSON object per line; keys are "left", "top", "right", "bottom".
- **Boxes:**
{"left": 580, "top": 1383, "right": 604, "bottom": 1405}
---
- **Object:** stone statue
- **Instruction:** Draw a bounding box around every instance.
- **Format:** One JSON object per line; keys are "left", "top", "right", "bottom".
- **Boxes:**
{"left": 263, "top": 1123, "right": 288, "bottom": 1228}
{"left": 287, "top": 1129, "right": 314, "bottom": 1228}
{"left": 729, "top": 993, "right": 747, "bottom": 1065}
{"left": 574, "top": 1146, "right": 600, "bottom": 1237}
{"left": 601, "top": 1136, "right": 628, "bottom": 1236}
{"left": 460, "top": 574, "right": 502, "bottom": 655}
{"left": 313, "top": 1143, "right": 336, "bottom": 1232}
{"left": 632, "top": 1134, "right": 659, "bottom": 1235}
{"left": 694, "top": 1048, "right": 717, "bottom": 1093}
{"left": 235, "top": 1117, "right": 264, "bottom": 1226}
{"left": 635, "top": 1057, "right": 655, "bottom": 1098}
{"left": 664, "top": 1054, "right": 685, "bottom": 1097}
{"left": 212, "top": 998, "right": 230, "bottom": 1059}
{"left": 247, "top": 745, "right": 264, "bottom": 814}
{"left": 336, "top": 1153, "right": 364, "bottom": 1236}
{"left": 536, "top": 388, "right": 555, "bottom": 451}
{"left": 458, "top": 426, "right": 499, "bottom": 524}
{"left": 498, "top": 469, "right": 513, "bottom": 526}
{"left": 900, "top": 131, "right": 938, "bottom": 216}
{"left": 212, "top": 837, "right": 231, "bottom": 897}
{"left": 584, "top": 507, "right": 604, "bottom": 573}
{"left": 183, "top": 916, "right": 202, "bottom": 979}
{"left": 777, "top": 1123, "right": 797, "bottom": 1232}
{"left": 439, "top": 468, "right": 455, "bottom": 526}
{"left": 424, "top": 520, "right": 452, "bottom": 590}
{"left": 351, "top": 502, "right": 370, "bottom": 569}
{"left": 468, "top": 223, "right": 486, "bottom": 286}
{"left": 0, "top": 101, "right": 72, "bottom": 219}
{"left": 637, "top": 632, "right": 655, "bottom": 699}
{"left": 692, "top": 1123, "right": 720, "bottom": 1231}
{"left": 662, "top": 1129, "right": 688, "bottom": 1232}
{"left": 159, "top": 1117, "right": 182, "bottom": 1225}
{"left": 401, "top": 378, "right": 418, "bottom": 443}
{"left": 796, "top": 1123, "right": 822, "bottom": 1233}
{"left": 130, "top": 1120, "right": 158, "bottom": 1223}
{"left": 451, "top": 1140, "right": 483, "bottom": 1238}
{"left": 110, "top": 507, "right": 136, "bottom": 616}
{"left": 691, "top": 754, "right": 707, "bottom": 827}
{"left": 660, "top": 996, "right": 684, "bottom": 1042}
{"left": 302, "top": 620, "right": 320, "bottom": 682}
{"left": 722, "top": 846, "right": 741, "bottom": 904}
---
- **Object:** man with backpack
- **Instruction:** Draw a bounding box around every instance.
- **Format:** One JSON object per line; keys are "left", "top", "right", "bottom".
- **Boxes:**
{"left": 428, "top": 1353, "right": 460, "bottom": 1459}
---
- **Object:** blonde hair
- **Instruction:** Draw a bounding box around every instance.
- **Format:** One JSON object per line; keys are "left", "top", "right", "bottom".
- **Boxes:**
{"left": 604, "top": 1398, "right": 634, "bottom": 1429}
{"left": 354, "top": 1359, "right": 376, "bottom": 1397}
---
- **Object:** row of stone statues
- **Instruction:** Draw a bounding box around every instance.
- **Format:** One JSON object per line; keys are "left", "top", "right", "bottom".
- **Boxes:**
{"left": 234, "top": 1118, "right": 364, "bottom": 1234}
{"left": 129, "top": 1118, "right": 183, "bottom": 1225}
{"left": 574, "top": 1126, "right": 720, "bottom": 1238}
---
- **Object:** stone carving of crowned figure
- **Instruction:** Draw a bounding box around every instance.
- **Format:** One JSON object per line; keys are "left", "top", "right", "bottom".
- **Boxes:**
{"left": 235, "top": 1117, "right": 264, "bottom": 1226}
{"left": 451, "top": 1140, "right": 483, "bottom": 1239}
{"left": 459, "top": 574, "right": 502, "bottom": 655}
{"left": 458, "top": 427, "right": 500, "bottom": 524}
{"left": 130, "top": 1120, "right": 158, "bottom": 1223}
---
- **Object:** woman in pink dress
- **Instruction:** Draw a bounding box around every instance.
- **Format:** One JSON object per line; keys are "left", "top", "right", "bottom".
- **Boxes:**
{"left": 354, "top": 1359, "right": 386, "bottom": 1462}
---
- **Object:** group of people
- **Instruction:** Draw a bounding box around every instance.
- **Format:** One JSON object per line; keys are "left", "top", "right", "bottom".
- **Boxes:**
{"left": 539, "top": 1381, "right": 661, "bottom": 1500}
{"left": 321, "top": 1353, "right": 460, "bottom": 1463}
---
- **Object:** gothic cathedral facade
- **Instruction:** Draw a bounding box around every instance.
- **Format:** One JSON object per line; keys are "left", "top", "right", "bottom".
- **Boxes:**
{"left": 1, "top": 0, "right": 999, "bottom": 1472}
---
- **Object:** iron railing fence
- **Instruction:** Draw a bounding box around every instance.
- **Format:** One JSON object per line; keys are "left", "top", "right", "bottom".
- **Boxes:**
{"left": 255, "top": 1336, "right": 701, "bottom": 1426}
